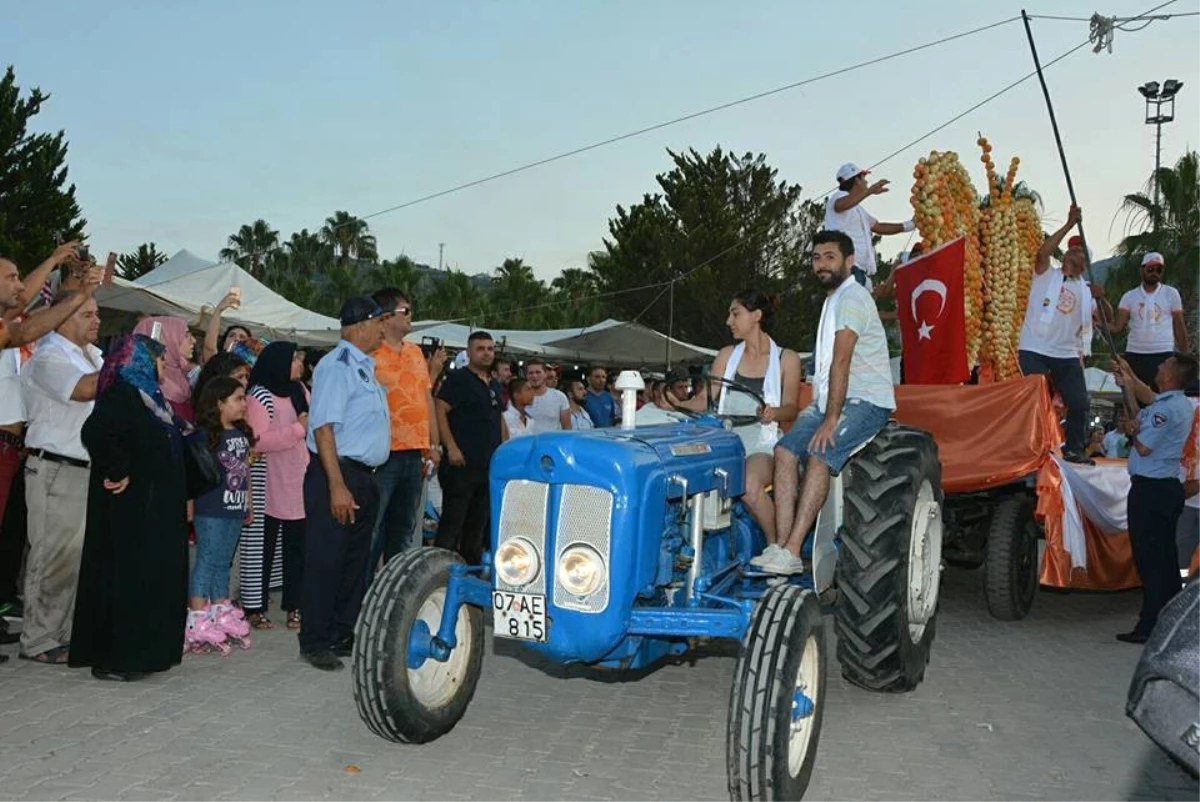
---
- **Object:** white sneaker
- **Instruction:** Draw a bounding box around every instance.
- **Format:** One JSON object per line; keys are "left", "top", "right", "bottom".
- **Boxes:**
{"left": 761, "top": 548, "right": 806, "bottom": 576}
{"left": 749, "top": 544, "right": 785, "bottom": 568}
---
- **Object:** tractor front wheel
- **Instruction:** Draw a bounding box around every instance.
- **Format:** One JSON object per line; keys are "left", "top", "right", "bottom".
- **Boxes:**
{"left": 353, "top": 547, "right": 484, "bottom": 743}
{"left": 727, "top": 585, "right": 826, "bottom": 801}
{"left": 834, "top": 422, "right": 943, "bottom": 693}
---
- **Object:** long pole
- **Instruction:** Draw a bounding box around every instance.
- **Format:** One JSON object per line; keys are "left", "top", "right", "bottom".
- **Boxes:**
{"left": 665, "top": 280, "right": 675, "bottom": 371}
{"left": 1153, "top": 118, "right": 1162, "bottom": 216}
{"left": 1020, "top": 10, "right": 1134, "bottom": 417}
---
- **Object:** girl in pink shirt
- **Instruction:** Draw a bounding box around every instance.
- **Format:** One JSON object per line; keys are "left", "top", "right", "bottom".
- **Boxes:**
{"left": 242, "top": 342, "right": 310, "bottom": 630}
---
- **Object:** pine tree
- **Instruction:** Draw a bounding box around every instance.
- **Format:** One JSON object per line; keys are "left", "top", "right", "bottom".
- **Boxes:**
{"left": 0, "top": 66, "right": 86, "bottom": 272}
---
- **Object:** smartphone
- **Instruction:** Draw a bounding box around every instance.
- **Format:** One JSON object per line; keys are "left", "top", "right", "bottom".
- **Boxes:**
{"left": 150, "top": 320, "right": 163, "bottom": 342}
{"left": 77, "top": 244, "right": 91, "bottom": 263}
{"left": 420, "top": 336, "right": 441, "bottom": 358}
{"left": 103, "top": 252, "right": 117, "bottom": 285}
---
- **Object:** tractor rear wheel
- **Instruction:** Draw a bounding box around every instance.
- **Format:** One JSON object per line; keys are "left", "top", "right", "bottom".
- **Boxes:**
{"left": 727, "top": 585, "right": 826, "bottom": 801}
{"left": 834, "top": 422, "right": 943, "bottom": 693}
{"left": 353, "top": 547, "right": 484, "bottom": 743}
{"left": 983, "top": 495, "right": 1040, "bottom": 621}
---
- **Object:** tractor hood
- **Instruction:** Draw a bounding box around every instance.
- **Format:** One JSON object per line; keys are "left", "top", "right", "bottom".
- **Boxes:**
{"left": 487, "top": 420, "right": 746, "bottom": 665}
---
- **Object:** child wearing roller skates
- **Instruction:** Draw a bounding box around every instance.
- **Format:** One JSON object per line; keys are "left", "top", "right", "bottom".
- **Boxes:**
{"left": 187, "top": 376, "right": 256, "bottom": 654}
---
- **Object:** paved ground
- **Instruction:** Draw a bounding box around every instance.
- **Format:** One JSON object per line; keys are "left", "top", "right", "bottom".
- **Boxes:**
{"left": 0, "top": 566, "right": 1196, "bottom": 801}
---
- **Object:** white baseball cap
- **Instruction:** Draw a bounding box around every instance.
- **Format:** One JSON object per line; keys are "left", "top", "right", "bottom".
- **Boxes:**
{"left": 1141, "top": 252, "right": 1165, "bottom": 267}
{"left": 836, "top": 162, "right": 869, "bottom": 182}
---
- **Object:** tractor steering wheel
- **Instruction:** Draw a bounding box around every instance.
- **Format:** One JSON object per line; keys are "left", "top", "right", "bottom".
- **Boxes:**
{"left": 668, "top": 374, "right": 768, "bottom": 429}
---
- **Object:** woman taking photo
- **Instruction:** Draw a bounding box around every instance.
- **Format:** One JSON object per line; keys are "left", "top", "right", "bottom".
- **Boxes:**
{"left": 241, "top": 341, "right": 310, "bottom": 630}
{"left": 672, "top": 290, "right": 802, "bottom": 542}
{"left": 133, "top": 316, "right": 198, "bottom": 422}
{"left": 70, "top": 334, "right": 190, "bottom": 681}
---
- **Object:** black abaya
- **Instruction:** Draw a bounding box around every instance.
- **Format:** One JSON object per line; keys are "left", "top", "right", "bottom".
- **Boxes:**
{"left": 70, "top": 381, "right": 189, "bottom": 674}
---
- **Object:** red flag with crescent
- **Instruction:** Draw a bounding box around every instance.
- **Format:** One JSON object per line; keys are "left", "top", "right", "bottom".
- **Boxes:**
{"left": 893, "top": 237, "right": 968, "bottom": 384}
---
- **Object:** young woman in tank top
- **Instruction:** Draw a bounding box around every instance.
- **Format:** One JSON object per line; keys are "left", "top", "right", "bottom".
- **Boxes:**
{"left": 670, "top": 290, "right": 803, "bottom": 541}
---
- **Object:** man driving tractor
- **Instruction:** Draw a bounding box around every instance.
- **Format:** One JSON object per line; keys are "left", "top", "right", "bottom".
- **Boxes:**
{"left": 754, "top": 229, "right": 896, "bottom": 575}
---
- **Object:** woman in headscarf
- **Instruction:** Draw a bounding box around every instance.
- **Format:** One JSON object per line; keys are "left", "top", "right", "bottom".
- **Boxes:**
{"left": 70, "top": 335, "right": 189, "bottom": 681}
{"left": 133, "top": 316, "right": 198, "bottom": 422}
{"left": 240, "top": 341, "right": 310, "bottom": 630}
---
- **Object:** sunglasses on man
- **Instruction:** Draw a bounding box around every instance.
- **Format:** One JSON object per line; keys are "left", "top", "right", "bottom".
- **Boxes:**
{"left": 1143, "top": 265, "right": 1164, "bottom": 274}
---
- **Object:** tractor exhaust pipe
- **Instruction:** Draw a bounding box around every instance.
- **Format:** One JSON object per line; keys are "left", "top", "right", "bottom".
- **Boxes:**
{"left": 615, "top": 371, "right": 645, "bottom": 431}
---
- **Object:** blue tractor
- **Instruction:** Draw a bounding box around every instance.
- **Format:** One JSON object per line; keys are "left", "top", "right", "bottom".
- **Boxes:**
{"left": 353, "top": 374, "right": 944, "bottom": 799}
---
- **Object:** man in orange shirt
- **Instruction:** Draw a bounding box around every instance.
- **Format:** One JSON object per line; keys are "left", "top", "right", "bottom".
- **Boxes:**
{"left": 366, "top": 288, "right": 441, "bottom": 583}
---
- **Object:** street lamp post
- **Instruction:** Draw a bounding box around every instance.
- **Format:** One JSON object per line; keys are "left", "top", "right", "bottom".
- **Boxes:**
{"left": 1138, "top": 79, "right": 1183, "bottom": 220}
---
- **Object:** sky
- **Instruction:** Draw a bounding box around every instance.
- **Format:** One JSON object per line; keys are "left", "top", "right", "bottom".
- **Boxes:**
{"left": 3, "top": 1, "right": 1198, "bottom": 286}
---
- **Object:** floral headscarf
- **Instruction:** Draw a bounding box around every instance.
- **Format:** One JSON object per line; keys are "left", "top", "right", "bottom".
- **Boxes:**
{"left": 229, "top": 336, "right": 268, "bottom": 368}
{"left": 97, "top": 334, "right": 178, "bottom": 433}
{"left": 133, "top": 316, "right": 194, "bottom": 405}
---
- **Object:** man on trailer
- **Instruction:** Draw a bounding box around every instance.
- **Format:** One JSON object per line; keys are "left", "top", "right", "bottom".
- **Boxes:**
{"left": 1016, "top": 205, "right": 1111, "bottom": 464}
{"left": 823, "top": 162, "right": 916, "bottom": 292}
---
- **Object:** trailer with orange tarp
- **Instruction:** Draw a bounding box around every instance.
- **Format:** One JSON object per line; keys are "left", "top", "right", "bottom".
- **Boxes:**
{"left": 799, "top": 374, "right": 1137, "bottom": 620}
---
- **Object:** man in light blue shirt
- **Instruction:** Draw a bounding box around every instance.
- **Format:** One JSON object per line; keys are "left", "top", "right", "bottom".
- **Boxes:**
{"left": 1113, "top": 352, "right": 1198, "bottom": 644}
{"left": 300, "top": 297, "right": 389, "bottom": 671}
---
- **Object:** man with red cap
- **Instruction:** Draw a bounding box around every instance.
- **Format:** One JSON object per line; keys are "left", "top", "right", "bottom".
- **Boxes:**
{"left": 1107, "top": 251, "right": 1188, "bottom": 393}
{"left": 1016, "top": 206, "right": 1112, "bottom": 463}
{"left": 824, "top": 162, "right": 915, "bottom": 292}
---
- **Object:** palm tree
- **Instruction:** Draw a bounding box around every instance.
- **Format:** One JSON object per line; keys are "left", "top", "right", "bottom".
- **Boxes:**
{"left": 372, "top": 254, "right": 424, "bottom": 294}
{"left": 489, "top": 257, "right": 557, "bottom": 328}
{"left": 979, "top": 180, "right": 1043, "bottom": 210}
{"left": 219, "top": 219, "right": 279, "bottom": 276}
{"left": 551, "top": 267, "right": 604, "bottom": 326}
{"left": 425, "top": 269, "right": 489, "bottom": 324}
{"left": 116, "top": 242, "right": 168, "bottom": 280}
{"left": 320, "top": 211, "right": 378, "bottom": 268}
{"left": 1114, "top": 150, "right": 1199, "bottom": 345}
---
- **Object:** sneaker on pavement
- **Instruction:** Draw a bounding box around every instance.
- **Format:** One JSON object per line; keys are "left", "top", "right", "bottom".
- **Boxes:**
{"left": 301, "top": 649, "right": 344, "bottom": 671}
{"left": 749, "top": 544, "right": 786, "bottom": 568}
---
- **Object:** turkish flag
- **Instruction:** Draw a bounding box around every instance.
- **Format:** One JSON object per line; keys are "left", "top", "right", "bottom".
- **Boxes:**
{"left": 893, "top": 237, "right": 968, "bottom": 384}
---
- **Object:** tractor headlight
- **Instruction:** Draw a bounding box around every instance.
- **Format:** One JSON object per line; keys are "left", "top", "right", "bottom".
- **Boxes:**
{"left": 495, "top": 537, "right": 540, "bottom": 587}
{"left": 557, "top": 544, "right": 605, "bottom": 597}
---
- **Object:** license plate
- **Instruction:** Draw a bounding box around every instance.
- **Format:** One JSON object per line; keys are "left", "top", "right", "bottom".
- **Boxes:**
{"left": 492, "top": 591, "right": 547, "bottom": 642}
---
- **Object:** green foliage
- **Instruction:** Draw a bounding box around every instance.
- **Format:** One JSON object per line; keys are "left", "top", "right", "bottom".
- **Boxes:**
{"left": 117, "top": 242, "right": 167, "bottom": 280}
{"left": 219, "top": 219, "right": 279, "bottom": 276}
{"left": 588, "top": 147, "right": 824, "bottom": 350}
{"left": 0, "top": 65, "right": 86, "bottom": 273}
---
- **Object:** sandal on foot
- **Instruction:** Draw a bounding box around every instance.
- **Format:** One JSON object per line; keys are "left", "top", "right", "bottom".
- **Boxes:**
{"left": 247, "top": 613, "right": 274, "bottom": 630}
{"left": 20, "top": 645, "right": 70, "bottom": 664}
{"left": 286, "top": 610, "right": 301, "bottom": 630}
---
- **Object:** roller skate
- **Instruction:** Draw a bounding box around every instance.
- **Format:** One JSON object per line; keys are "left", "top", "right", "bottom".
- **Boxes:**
{"left": 185, "top": 609, "right": 231, "bottom": 656}
{"left": 210, "top": 601, "right": 252, "bottom": 650}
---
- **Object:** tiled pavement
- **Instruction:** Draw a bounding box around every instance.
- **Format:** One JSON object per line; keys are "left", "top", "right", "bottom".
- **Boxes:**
{"left": 0, "top": 567, "right": 1196, "bottom": 801}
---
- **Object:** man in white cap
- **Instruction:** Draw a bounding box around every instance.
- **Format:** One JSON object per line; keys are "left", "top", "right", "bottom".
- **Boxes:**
{"left": 824, "top": 162, "right": 915, "bottom": 292}
{"left": 1109, "top": 252, "right": 1188, "bottom": 392}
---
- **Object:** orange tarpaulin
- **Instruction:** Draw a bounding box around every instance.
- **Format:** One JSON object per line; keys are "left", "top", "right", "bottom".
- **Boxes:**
{"left": 1036, "top": 457, "right": 1140, "bottom": 590}
{"left": 797, "top": 374, "right": 1059, "bottom": 494}
{"left": 796, "top": 375, "right": 1135, "bottom": 590}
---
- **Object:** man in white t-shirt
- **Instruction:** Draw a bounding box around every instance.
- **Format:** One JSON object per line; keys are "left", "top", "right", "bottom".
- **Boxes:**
{"left": 523, "top": 358, "right": 570, "bottom": 434}
{"left": 823, "top": 162, "right": 915, "bottom": 292}
{"left": 760, "top": 230, "right": 896, "bottom": 575}
{"left": 1109, "top": 252, "right": 1188, "bottom": 393}
{"left": 1016, "top": 205, "right": 1112, "bottom": 464}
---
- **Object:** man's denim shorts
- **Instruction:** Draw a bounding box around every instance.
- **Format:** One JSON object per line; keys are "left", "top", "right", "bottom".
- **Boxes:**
{"left": 775, "top": 399, "right": 892, "bottom": 475}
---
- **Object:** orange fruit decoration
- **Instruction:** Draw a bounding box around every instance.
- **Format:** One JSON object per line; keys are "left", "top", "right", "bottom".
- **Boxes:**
{"left": 911, "top": 149, "right": 984, "bottom": 366}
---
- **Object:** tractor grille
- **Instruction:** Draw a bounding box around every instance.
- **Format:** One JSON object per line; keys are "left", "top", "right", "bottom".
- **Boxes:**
{"left": 496, "top": 479, "right": 549, "bottom": 594}
{"left": 553, "top": 484, "right": 613, "bottom": 613}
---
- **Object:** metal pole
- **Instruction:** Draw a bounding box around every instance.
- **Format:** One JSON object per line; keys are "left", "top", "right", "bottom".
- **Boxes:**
{"left": 1020, "top": 10, "right": 1132, "bottom": 416}
{"left": 665, "top": 280, "right": 675, "bottom": 371}
{"left": 1153, "top": 117, "right": 1162, "bottom": 220}
{"left": 438, "top": 242, "right": 445, "bottom": 272}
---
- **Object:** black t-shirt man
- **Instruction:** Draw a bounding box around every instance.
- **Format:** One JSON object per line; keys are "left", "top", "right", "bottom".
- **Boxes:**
{"left": 436, "top": 368, "right": 503, "bottom": 468}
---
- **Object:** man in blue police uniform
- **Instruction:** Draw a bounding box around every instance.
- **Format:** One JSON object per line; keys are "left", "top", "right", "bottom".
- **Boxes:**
{"left": 1112, "top": 351, "right": 1199, "bottom": 644}
{"left": 298, "top": 297, "right": 389, "bottom": 670}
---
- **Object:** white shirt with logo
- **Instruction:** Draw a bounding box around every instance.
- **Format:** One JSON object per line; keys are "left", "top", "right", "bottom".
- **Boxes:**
{"left": 824, "top": 191, "right": 879, "bottom": 275}
{"left": 1119, "top": 284, "right": 1182, "bottom": 354}
{"left": 1018, "top": 267, "right": 1091, "bottom": 359}
{"left": 527, "top": 388, "right": 569, "bottom": 434}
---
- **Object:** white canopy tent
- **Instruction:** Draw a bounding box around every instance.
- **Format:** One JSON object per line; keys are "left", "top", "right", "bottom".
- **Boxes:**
{"left": 95, "top": 249, "right": 342, "bottom": 346}
{"left": 409, "top": 318, "right": 719, "bottom": 367}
